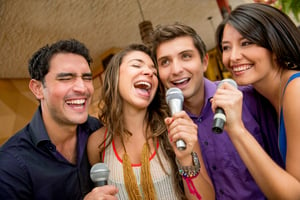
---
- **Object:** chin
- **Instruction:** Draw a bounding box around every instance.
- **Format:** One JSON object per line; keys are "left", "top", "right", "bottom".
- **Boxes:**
{"left": 72, "top": 115, "right": 89, "bottom": 124}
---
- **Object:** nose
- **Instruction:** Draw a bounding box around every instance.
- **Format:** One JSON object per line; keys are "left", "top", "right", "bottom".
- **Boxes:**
{"left": 230, "top": 46, "right": 242, "bottom": 61}
{"left": 73, "top": 77, "right": 87, "bottom": 92}
{"left": 142, "top": 66, "right": 154, "bottom": 77}
{"left": 170, "top": 59, "right": 183, "bottom": 75}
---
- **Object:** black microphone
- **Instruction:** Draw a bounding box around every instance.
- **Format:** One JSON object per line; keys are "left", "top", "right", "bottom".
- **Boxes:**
{"left": 212, "top": 79, "right": 237, "bottom": 133}
{"left": 90, "top": 163, "right": 110, "bottom": 187}
{"left": 166, "top": 87, "right": 186, "bottom": 151}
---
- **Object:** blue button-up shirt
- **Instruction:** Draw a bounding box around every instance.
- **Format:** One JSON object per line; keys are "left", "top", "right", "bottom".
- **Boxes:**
{"left": 187, "top": 79, "right": 284, "bottom": 200}
{"left": 0, "top": 107, "right": 101, "bottom": 200}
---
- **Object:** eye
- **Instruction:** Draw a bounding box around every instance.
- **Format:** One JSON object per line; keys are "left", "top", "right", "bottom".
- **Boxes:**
{"left": 57, "top": 75, "right": 74, "bottom": 81}
{"left": 222, "top": 45, "right": 230, "bottom": 52}
{"left": 82, "top": 75, "right": 93, "bottom": 81}
{"left": 159, "top": 59, "right": 169, "bottom": 67}
{"left": 182, "top": 53, "right": 192, "bottom": 60}
{"left": 132, "top": 64, "right": 142, "bottom": 68}
{"left": 241, "top": 40, "right": 253, "bottom": 47}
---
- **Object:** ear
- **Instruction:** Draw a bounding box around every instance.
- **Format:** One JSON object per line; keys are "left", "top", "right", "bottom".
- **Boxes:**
{"left": 202, "top": 53, "right": 209, "bottom": 72}
{"left": 29, "top": 79, "right": 44, "bottom": 100}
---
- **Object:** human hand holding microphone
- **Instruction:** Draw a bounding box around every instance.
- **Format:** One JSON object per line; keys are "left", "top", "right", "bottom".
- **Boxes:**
{"left": 165, "top": 88, "right": 198, "bottom": 158}
{"left": 211, "top": 79, "right": 242, "bottom": 134}
{"left": 84, "top": 163, "right": 118, "bottom": 200}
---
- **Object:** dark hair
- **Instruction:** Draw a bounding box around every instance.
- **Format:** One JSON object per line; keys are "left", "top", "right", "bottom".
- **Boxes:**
{"left": 151, "top": 22, "right": 207, "bottom": 62}
{"left": 28, "top": 39, "right": 92, "bottom": 82}
{"left": 216, "top": 3, "right": 300, "bottom": 70}
{"left": 99, "top": 43, "right": 186, "bottom": 199}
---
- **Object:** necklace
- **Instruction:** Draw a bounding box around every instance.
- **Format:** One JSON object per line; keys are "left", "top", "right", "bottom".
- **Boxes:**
{"left": 122, "top": 143, "right": 156, "bottom": 200}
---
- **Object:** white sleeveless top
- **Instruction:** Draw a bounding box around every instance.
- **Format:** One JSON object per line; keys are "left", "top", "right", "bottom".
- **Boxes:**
{"left": 103, "top": 136, "right": 179, "bottom": 199}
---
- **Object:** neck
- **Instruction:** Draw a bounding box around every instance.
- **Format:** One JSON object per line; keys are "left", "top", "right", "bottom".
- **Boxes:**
{"left": 123, "top": 106, "right": 148, "bottom": 137}
{"left": 253, "top": 72, "right": 283, "bottom": 114}
{"left": 42, "top": 111, "right": 78, "bottom": 164}
{"left": 183, "top": 86, "right": 205, "bottom": 116}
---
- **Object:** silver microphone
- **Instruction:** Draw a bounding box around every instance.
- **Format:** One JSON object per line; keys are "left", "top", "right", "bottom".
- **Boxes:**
{"left": 90, "top": 163, "right": 110, "bottom": 187}
{"left": 166, "top": 87, "right": 186, "bottom": 151}
{"left": 212, "top": 78, "right": 237, "bottom": 133}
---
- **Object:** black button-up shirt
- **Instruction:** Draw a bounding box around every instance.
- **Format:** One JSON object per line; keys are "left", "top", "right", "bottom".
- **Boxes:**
{"left": 0, "top": 107, "right": 101, "bottom": 200}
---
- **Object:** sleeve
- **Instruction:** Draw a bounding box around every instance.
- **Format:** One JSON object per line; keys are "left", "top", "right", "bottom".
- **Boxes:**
{"left": 0, "top": 150, "right": 33, "bottom": 200}
{"left": 86, "top": 115, "right": 102, "bottom": 134}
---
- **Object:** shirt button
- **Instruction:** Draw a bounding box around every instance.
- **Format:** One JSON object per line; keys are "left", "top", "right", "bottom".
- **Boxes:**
{"left": 220, "top": 189, "right": 224, "bottom": 195}
{"left": 48, "top": 145, "right": 54, "bottom": 151}
{"left": 204, "top": 141, "right": 208, "bottom": 146}
{"left": 197, "top": 118, "right": 202, "bottom": 122}
{"left": 212, "top": 165, "right": 217, "bottom": 170}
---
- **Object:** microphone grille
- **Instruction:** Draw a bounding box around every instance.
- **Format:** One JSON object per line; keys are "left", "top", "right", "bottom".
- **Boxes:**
{"left": 90, "top": 163, "right": 110, "bottom": 182}
{"left": 218, "top": 78, "right": 237, "bottom": 89}
{"left": 166, "top": 87, "right": 184, "bottom": 104}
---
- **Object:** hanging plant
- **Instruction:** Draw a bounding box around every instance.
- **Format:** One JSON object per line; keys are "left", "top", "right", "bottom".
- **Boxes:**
{"left": 274, "top": 0, "right": 300, "bottom": 21}
{"left": 253, "top": 0, "right": 300, "bottom": 22}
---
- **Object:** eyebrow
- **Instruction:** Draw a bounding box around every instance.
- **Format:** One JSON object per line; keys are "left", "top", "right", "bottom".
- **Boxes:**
{"left": 56, "top": 72, "right": 92, "bottom": 78}
{"left": 128, "top": 58, "right": 144, "bottom": 63}
{"left": 128, "top": 58, "right": 155, "bottom": 68}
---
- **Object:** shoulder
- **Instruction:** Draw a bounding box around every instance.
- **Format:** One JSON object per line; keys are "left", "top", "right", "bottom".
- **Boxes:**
{"left": 87, "top": 127, "right": 107, "bottom": 164}
{"left": 282, "top": 72, "right": 300, "bottom": 106}
{"left": 83, "top": 115, "right": 103, "bottom": 134}
{"left": 88, "top": 127, "right": 106, "bottom": 144}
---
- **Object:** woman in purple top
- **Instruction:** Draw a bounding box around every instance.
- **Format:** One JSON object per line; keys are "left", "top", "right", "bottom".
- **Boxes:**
{"left": 214, "top": 3, "right": 300, "bottom": 199}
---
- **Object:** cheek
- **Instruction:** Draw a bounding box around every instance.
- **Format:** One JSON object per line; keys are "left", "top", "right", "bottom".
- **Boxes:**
{"left": 87, "top": 82, "right": 94, "bottom": 94}
{"left": 158, "top": 67, "right": 170, "bottom": 83}
{"left": 222, "top": 53, "right": 230, "bottom": 68}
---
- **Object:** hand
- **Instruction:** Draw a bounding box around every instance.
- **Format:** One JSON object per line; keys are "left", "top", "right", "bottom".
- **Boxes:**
{"left": 211, "top": 82, "right": 244, "bottom": 134}
{"left": 165, "top": 111, "right": 198, "bottom": 165}
{"left": 84, "top": 185, "right": 118, "bottom": 200}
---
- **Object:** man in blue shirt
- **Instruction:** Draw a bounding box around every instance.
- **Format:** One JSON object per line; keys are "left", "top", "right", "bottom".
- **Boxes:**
{"left": 0, "top": 39, "right": 118, "bottom": 199}
{"left": 151, "top": 22, "right": 284, "bottom": 199}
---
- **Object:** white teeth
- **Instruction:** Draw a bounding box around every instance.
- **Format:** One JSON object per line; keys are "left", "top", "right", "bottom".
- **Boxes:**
{"left": 135, "top": 81, "right": 151, "bottom": 89}
{"left": 232, "top": 65, "right": 252, "bottom": 72}
{"left": 66, "top": 99, "right": 85, "bottom": 105}
{"left": 173, "top": 78, "right": 188, "bottom": 84}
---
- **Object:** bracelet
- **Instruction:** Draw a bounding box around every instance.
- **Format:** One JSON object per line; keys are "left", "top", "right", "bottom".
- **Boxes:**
{"left": 177, "top": 152, "right": 201, "bottom": 178}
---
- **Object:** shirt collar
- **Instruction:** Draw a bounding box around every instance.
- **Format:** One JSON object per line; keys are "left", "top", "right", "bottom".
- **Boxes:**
{"left": 29, "top": 106, "right": 51, "bottom": 147}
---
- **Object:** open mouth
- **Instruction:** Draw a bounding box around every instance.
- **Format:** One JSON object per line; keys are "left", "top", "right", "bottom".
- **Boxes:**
{"left": 232, "top": 64, "right": 252, "bottom": 73}
{"left": 171, "top": 77, "right": 190, "bottom": 86}
{"left": 65, "top": 99, "right": 86, "bottom": 108}
{"left": 134, "top": 81, "right": 152, "bottom": 96}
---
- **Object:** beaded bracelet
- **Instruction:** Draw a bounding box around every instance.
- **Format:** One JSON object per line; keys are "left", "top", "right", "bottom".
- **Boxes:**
{"left": 177, "top": 152, "right": 201, "bottom": 178}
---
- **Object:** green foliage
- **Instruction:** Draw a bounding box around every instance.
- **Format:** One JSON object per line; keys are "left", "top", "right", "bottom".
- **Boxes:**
{"left": 275, "top": 0, "right": 300, "bottom": 21}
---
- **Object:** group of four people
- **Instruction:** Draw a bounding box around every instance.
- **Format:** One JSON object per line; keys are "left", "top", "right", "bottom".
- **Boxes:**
{"left": 1, "top": 3, "right": 300, "bottom": 200}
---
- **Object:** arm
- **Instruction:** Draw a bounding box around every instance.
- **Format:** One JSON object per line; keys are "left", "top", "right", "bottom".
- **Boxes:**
{"left": 86, "top": 127, "right": 119, "bottom": 199}
{"left": 166, "top": 111, "right": 215, "bottom": 200}
{"left": 87, "top": 127, "right": 106, "bottom": 165}
{"left": 212, "top": 82, "right": 300, "bottom": 199}
{"left": 0, "top": 151, "right": 32, "bottom": 200}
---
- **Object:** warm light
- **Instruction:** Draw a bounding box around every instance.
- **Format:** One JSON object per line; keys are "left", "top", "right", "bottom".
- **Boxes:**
{"left": 253, "top": 0, "right": 277, "bottom": 4}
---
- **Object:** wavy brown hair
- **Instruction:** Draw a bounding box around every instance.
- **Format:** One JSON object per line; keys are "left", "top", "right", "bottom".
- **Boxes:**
{"left": 98, "top": 44, "right": 186, "bottom": 199}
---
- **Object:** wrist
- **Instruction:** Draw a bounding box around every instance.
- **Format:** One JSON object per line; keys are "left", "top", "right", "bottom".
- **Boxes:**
{"left": 176, "top": 152, "right": 201, "bottom": 178}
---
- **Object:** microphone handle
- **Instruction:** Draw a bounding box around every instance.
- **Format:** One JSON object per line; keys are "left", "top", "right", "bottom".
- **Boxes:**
{"left": 94, "top": 180, "right": 108, "bottom": 187}
{"left": 176, "top": 139, "right": 186, "bottom": 151}
{"left": 212, "top": 107, "right": 226, "bottom": 133}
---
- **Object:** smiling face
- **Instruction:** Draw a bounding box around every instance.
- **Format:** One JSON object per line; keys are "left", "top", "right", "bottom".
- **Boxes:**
{"left": 156, "top": 36, "right": 208, "bottom": 101}
{"left": 33, "top": 52, "right": 94, "bottom": 127}
{"left": 221, "top": 24, "right": 276, "bottom": 86}
{"left": 118, "top": 50, "right": 158, "bottom": 110}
